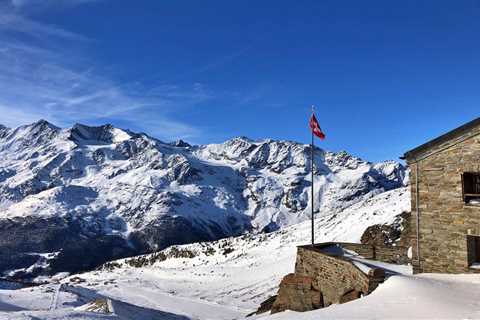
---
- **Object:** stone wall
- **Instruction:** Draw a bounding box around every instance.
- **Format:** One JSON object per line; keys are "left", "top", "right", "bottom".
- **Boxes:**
{"left": 406, "top": 122, "right": 480, "bottom": 273}
{"left": 329, "top": 242, "right": 410, "bottom": 265}
{"left": 294, "top": 246, "right": 384, "bottom": 306}
{"left": 270, "top": 245, "right": 385, "bottom": 314}
{"left": 270, "top": 274, "right": 322, "bottom": 313}
{"left": 374, "top": 245, "right": 410, "bottom": 265}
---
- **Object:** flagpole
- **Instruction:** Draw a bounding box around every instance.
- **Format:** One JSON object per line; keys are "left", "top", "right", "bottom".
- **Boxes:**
{"left": 311, "top": 106, "right": 315, "bottom": 246}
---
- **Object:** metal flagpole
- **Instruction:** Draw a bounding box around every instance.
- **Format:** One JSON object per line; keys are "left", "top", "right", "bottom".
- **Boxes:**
{"left": 311, "top": 106, "right": 315, "bottom": 246}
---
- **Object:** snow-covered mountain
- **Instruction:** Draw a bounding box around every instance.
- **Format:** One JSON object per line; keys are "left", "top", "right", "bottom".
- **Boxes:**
{"left": 0, "top": 187, "right": 412, "bottom": 319}
{"left": 0, "top": 120, "right": 407, "bottom": 279}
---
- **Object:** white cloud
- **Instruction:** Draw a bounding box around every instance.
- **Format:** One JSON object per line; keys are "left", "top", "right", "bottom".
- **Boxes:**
{"left": 0, "top": 6, "right": 208, "bottom": 142}
{"left": 0, "top": 8, "right": 89, "bottom": 42}
{"left": 9, "top": 0, "right": 100, "bottom": 13}
{"left": 0, "top": 104, "right": 48, "bottom": 127}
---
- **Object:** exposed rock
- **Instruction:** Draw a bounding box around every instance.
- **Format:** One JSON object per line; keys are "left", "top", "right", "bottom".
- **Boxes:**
{"left": 0, "top": 125, "right": 8, "bottom": 139}
{"left": 361, "top": 211, "right": 411, "bottom": 247}
{"left": 78, "top": 298, "right": 113, "bottom": 313}
{"left": 70, "top": 123, "right": 127, "bottom": 144}
{"left": 0, "top": 215, "right": 137, "bottom": 279}
{"left": 247, "top": 295, "right": 278, "bottom": 316}
{"left": 271, "top": 274, "right": 323, "bottom": 314}
{"left": 339, "top": 289, "right": 362, "bottom": 304}
{"left": 170, "top": 139, "right": 192, "bottom": 148}
{"left": 69, "top": 276, "right": 86, "bottom": 284}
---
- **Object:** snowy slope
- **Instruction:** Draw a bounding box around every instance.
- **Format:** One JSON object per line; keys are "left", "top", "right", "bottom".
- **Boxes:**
{"left": 0, "top": 120, "right": 407, "bottom": 279}
{"left": 5, "top": 272, "right": 480, "bottom": 319}
{"left": 0, "top": 187, "right": 411, "bottom": 320}
{"left": 0, "top": 283, "right": 191, "bottom": 319}
{"left": 65, "top": 188, "right": 410, "bottom": 319}
{"left": 2, "top": 182, "right": 476, "bottom": 320}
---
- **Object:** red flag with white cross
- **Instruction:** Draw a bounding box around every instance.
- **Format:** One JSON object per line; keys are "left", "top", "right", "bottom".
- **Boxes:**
{"left": 309, "top": 113, "right": 326, "bottom": 140}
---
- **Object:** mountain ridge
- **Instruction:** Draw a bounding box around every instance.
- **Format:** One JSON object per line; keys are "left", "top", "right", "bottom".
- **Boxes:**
{"left": 0, "top": 120, "right": 407, "bottom": 280}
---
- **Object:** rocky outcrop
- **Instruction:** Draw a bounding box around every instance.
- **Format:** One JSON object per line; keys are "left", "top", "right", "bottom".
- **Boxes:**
{"left": 361, "top": 211, "right": 411, "bottom": 247}
{"left": 247, "top": 295, "right": 278, "bottom": 316}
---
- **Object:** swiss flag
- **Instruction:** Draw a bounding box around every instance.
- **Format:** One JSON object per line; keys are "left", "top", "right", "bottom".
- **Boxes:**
{"left": 309, "top": 113, "right": 326, "bottom": 140}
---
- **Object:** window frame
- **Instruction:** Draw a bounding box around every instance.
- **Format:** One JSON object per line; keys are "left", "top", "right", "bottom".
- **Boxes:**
{"left": 462, "top": 172, "right": 480, "bottom": 205}
{"left": 467, "top": 235, "right": 480, "bottom": 268}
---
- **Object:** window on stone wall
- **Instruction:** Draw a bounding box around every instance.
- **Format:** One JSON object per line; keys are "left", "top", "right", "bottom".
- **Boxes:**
{"left": 462, "top": 173, "right": 480, "bottom": 205}
{"left": 467, "top": 235, "right": 480, "bottom": 268}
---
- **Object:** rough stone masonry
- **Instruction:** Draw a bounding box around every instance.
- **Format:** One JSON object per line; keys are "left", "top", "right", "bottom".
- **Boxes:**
{"left": 404, "top": 117, "right": 480, "bottom": 273}
{"left": 270, "top": 244, "right": 387, "bottom": 314}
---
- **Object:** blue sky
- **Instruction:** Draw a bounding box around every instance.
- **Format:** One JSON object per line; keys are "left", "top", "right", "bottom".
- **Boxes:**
{"left": 0, "top": 0, "right": 479, "bottom": 161}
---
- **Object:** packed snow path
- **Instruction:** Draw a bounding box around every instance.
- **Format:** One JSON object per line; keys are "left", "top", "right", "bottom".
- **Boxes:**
{"left": 49, "top": 284, "right": 62, "bottom": 311}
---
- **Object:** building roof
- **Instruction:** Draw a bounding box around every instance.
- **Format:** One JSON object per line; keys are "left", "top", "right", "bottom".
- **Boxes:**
{"left": 403, "top": 117, "right": 480, "bottom": 160}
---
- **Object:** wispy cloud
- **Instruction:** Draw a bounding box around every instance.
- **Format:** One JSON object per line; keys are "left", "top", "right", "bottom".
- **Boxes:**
{"left": 0, "top": 4, "right": 208, "bottom": 141}
{"left": 0, "top": 13, "right": 88, "bottom": 41}
{"left": 9, "top": 0, "right": 100, "bottom": 13}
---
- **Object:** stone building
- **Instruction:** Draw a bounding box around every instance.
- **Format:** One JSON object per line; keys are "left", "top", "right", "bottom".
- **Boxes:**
{"left": 403, "top": 117, "right": 480, "bottom": 273}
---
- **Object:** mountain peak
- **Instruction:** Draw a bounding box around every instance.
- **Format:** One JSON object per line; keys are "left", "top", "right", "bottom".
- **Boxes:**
{"left": 70, "top": 123, "right": 132, "bottom": 144}
{"left": 29, "top": 119, "right": 59, "bottom": 131}
{"left": 0, "top": 119, "right": 61, "bottom": 148}
{"left": 229, "top": 136, "right": 254, "bottom": 143}
{"left": 0, "top": 124, "right": 8, "bottom": 138}
{"left": 170, "top": 139, "right": 192, "bottom": 148}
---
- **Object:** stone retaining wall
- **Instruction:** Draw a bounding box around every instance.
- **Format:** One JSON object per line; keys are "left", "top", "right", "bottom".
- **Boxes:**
{"left": 270, "top": 244, "right": 387, "bottom": 314}
{"left": 325, "top": 242, "right": 410, "bottom": 265}
{"left": 294, "top": 246, "right": 384, "bottom": 305}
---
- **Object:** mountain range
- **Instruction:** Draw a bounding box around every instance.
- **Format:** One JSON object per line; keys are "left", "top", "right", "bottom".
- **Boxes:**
{"left": 0, "top": 120, "right": 407, "bottom": 280}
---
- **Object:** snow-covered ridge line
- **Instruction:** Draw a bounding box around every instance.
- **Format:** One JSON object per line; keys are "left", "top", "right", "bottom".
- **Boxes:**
{"left": 0, "top": 119, "right": 407, "bottom": 280}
